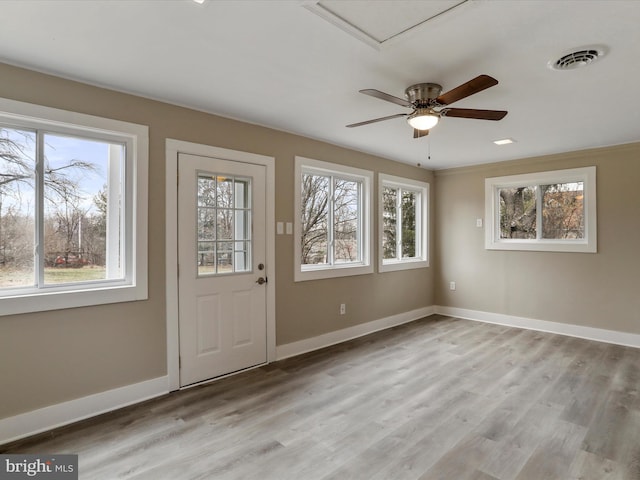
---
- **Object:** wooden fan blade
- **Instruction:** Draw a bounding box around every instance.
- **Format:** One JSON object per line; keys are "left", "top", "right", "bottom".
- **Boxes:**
{"left": 440, "top": 108, "right": 507, "bottom": 120}
{"left": 360, "top": 89, "right": 413, "bottom": 108}
{"left": 413, "top": 129, "right": 429, "bottom": 138}
{"left": 435, "top": 75, "right": 498, "bottom": 106}
{"left": 346, "top": 113, "right": 408, "bottom": 128}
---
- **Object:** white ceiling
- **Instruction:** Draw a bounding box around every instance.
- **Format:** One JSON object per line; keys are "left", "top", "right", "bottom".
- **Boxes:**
{"left": 0, "top": 0, "right": 638, "bottom": 169}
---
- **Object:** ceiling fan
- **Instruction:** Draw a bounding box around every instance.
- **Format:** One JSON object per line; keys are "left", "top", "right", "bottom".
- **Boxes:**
{"left": 346, "top": 74, "right": 507, "bottom": 138}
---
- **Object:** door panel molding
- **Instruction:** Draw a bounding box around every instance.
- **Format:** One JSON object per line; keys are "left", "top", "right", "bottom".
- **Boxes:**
{"left": 165, "top": 139, "right": 276, "bottom": 392}
{"left": 197, "top": 294, "right": 222, "bottom": 355}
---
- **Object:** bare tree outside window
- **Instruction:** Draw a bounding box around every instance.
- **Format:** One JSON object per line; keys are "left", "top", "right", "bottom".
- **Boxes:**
{"left": 383, "top": 185, "right": 418, "bottom": 260}
{"left": 0, "top": 128, "right": 36, "bottom": 286}
{"left": 42, "top": 134, "right": 111, "bottom": 284}
{"left": 334, "top": 179, "right": 359, "bottom": 263}
{"left": 301, "top": 172, "right": 361, "bottom": 266}
{"left": 541, "top": 182, "right": 584, "bottom": 239}
{"left": 499, "top": 183, "right": 584, "bottom": 240}
{"left": 0, "top": 127, "right": 117, "bottom": 289}
{"left": 301, "top": 173, "right": 329, "bottom": 265}
{"left": 499, "top": 186, "right": 537, "bottom": 239}
{"left": 401, "top": 190, "right": 416, "bottom": 258}
{"left": 486, "top": 167, "right": 595, "bottom": 253}
{"left": 0, "top": 101, "right": 147, "bottom": 314}
{"left": 382, "top": 186, "right": 397, "bottom": 260}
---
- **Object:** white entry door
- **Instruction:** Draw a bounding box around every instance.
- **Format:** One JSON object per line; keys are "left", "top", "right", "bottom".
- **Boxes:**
{"left": 178, "top": 153, "right": 267, "bottom": 386}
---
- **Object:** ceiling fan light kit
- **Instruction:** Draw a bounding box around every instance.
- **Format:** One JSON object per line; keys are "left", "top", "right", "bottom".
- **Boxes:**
{"left": 347, "top": 74, "right": 507, "bottom": 138}
{"left": 407, "top": 108, "right": 439, "bottom": 130}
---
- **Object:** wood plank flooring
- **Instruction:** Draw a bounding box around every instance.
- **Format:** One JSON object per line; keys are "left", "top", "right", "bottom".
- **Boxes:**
{"left": 3, "top": 315, "right": 640, "bottom": 479}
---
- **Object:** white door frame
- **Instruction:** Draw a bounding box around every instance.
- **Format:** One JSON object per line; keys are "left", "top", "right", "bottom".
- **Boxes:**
{"left": 165, "top": 139, "right": 276, "bottom": 391}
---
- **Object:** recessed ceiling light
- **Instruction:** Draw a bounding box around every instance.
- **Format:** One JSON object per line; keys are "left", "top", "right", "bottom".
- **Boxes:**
{"left": 493, "top": 138, "right": 514, "bottom": 145}
{"left": 193, "top": 0, "right": 205, "bottom": 4}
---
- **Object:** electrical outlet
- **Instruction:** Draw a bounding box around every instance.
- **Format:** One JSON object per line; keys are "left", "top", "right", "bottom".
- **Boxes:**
{"left": 340, "top": 303, "right": 346, "bottom": 315}
{"left": 449, "top": 281, "right": 456, "bottom": 291}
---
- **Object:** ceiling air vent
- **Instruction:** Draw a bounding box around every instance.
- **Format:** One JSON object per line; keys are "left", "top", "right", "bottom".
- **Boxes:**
{"left": 550, "top": 47, "right": 606, "bottom": 70}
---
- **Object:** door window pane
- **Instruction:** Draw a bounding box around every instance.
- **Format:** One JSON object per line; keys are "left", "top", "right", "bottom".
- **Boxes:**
{"left": 198, "top": 208, "right": 216, "bottom": 240}
{"left": 216, "top": 242, "right": 233, "bottom": 274}
{"left": 234, "top": 179, "right": 249, "bottom": 209}
{"left": 234, "top": 241, "right": 249, "bottom": 272}
{"left": 216, "top": 210, "right": 233, "bottom": 240}
{"left": 235, "top": 211, "right": 250, "bottom": 241}
{"left": 197, "top": 173, "right": 251, "bottom": 276}
{"left": 198, "top": 177, "right": 216, "bottom": 207}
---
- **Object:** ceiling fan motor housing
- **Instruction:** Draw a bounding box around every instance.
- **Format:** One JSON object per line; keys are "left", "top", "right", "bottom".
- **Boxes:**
{"left": 405, "top": 83, "right": 442, "bottom": 105}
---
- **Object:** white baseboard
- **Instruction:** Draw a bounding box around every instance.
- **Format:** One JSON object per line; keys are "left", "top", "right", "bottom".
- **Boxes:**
{"left": 276, "top": 306, "right": 434, "bottom": 360}
{"left": 2, "top": 306, "right": 432, "bottom": 446}
{"left": 0, "top": 376, "right": 169, "bottom": 446}
{"left": 5, "top": 306, "right": 635, "bottom": 446}
{"left": 434, "top": 305, "right": 640, "bottom": 349}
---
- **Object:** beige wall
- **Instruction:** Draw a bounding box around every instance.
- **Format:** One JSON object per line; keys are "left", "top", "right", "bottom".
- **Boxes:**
{"left": 3, "top": 60, "right": 636, "bottom": 425}
{"left": 434, "top": 143, "right": 640, "bottom": 335}
{"left": 0, "top": 63, "right": 434, "bottom": 419}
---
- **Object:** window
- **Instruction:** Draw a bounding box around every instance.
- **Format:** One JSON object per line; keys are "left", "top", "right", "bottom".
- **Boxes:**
{"left": 485, "top": 166, "right": 596, "bottom": 252}
{"left": 379, "top": 174, "right": 429, "bottom": 272}
{"left": 294, "top": 156, "right": 373, "bottom": 281}
{"left": 197, "top": 173, "right": 251, "bottom": 275}
{"left": 0, "top": 97, "right": 148, "bottom": 315}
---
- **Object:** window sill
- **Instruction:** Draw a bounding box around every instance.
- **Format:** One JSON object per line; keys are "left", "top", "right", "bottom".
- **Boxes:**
{"left": 485, "top": 239, "right": 596, "bottom": 253}
{"left": 380, "top": 258, "right": 429, "bottom": 272}
{"left": 295, "top": 263, "right": 373, "bottom": 282}
{"left": 0, "top": 283, "right": 148, "bottom": 316}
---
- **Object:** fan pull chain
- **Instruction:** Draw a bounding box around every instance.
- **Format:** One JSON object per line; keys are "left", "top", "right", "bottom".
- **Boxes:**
{"left": 418, "top": 137, "right": 431, "bottom": 168}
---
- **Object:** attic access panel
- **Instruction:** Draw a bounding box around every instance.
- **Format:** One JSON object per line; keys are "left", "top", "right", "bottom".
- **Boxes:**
{"left": 304, "top": 0, "right": 469, "bottom": 49}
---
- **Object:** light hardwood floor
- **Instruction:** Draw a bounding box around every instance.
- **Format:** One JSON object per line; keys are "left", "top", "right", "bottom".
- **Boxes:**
{"left": 3, "top": 315, "right": 640, "bottom": 479}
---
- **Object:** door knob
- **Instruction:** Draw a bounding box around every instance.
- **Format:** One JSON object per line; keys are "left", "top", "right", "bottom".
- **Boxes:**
{"left": 256, "top": 277, "right": 267, "bottom": 285}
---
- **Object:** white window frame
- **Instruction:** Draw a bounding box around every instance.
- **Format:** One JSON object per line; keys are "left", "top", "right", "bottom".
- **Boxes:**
{"left": 0, "top": 97, "right": 148, "bottom": 315}
{"left": 379, "top": 174, "right": 429, "bottom": 272}
{"left": 294, "top": 156, "right": 373, "bottom": 282}
{"left": 485, "top": 166, "right": 596, "bottom": 253}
